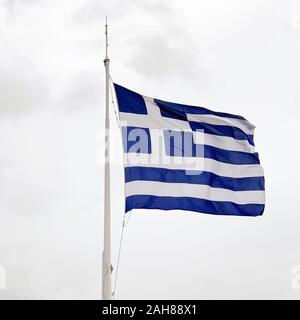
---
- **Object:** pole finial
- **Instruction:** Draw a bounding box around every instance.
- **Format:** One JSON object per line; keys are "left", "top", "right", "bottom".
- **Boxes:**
{"left": 104, "top": 16, "right": 109, "bottom": 61}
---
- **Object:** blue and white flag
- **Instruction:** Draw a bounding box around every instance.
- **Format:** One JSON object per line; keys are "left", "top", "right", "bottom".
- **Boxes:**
{"left": 114, "top": 83, "right": 265, "bottom": 216}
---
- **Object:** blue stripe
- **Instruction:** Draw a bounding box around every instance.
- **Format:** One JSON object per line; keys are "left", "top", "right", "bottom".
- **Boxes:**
{"left": 125, "top": 167, "right": 265, "bottom": 191}
{"left": 163, "top": 130, "right": 258, "bottom": 164}
{"left": 189, "top": 121, "right": 254, "bottom": 146}
{"left": 122, "top": 126, "right": 259, "bottom": 164}
{"left": 204, "top": 144, "right": 259, "bottom": 164}
{"left": 154, "top": 98, "right": 247, "bottom": 120}
{"left": 125, "top": 195, "right": 264, "bottom": 216}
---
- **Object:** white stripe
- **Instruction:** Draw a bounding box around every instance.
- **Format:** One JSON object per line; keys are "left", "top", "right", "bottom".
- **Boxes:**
{"left": 187, "top": 114, "right": 255, "bottom": 135}
{"left": 125, "top": 180, "right": 265, "bottom": 205}
{"left": 192, "top": 131, "right": 255, "bottom": 153}
{"left": 144, "top": 96, "right": 162, "bottom": 117}
{"left": 119, "top": 112, "right": 255, "bottom": 153}
{"left": 119, "top": 111, "right": 190, "bottom": 131}
{"left": 123, "top": 154, "right": 264, "bottom": 178}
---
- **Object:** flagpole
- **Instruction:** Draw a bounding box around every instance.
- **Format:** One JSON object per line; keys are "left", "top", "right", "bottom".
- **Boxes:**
{"left": 102, "top": 16, "right": 112, "bottom": 300}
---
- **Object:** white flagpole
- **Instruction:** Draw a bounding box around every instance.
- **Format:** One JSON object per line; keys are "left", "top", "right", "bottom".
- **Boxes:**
{"left": 102, "top": 17, "right": 112, "bottom": 300}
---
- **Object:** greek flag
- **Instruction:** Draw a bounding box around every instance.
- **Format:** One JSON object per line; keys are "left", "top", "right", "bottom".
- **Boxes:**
{"left": 114, "top": 83, "right": 265, "bottom": 216}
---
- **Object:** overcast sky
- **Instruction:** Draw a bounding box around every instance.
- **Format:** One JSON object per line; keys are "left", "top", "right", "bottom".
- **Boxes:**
{"left": 1, "top": 0, "right": 300, "bottom": 299}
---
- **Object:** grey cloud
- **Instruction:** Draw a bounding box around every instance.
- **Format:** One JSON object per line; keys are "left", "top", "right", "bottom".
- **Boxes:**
{"left": 0, "top": 175, "right": 55, "bottom": 216}
{"left": 2, "top": 0, "right": 39, "bottom": 15}
{"left": 126, "top": 33, "right": 204, "bottom": 82}
{"left": 0, "top": 58, "right": 50, "bottom": 117}
{"left": 59, "top": 70, "right": 103, "bottom": 112}
{"left": 73, "top": 0, "right": 204, "bottom": 83}
{"left": 72, "top": 1, "right": 106, "bottom": 24}
{"left": 73, "top": 0, "right": 172, "bottom": 24}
